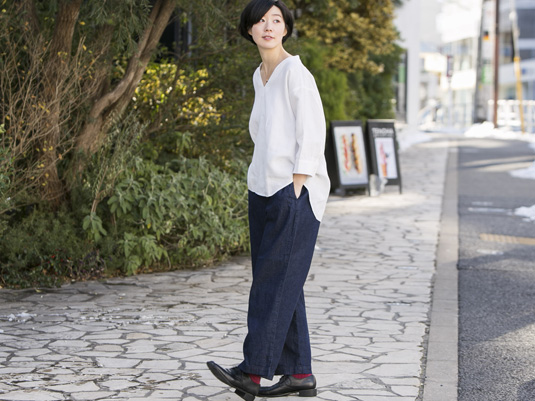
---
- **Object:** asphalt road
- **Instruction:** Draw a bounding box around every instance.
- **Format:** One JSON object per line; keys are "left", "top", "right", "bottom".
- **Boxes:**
{"left": 457, "top": 137, "right": 535, "bottom": 401}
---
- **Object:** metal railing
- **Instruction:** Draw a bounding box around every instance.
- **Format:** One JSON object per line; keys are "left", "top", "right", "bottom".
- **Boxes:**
{"left": 418, "top": 99, "right": 535, "bottom": 133}
{"left": 418, "top": 101, "right": 474, "bottom": 130}
{"left": 487, "top": 99, "right": 535, "bottom": 133}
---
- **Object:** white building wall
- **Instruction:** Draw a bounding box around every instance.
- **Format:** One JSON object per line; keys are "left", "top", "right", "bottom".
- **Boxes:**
{"left": 436, "top": 0, "right": 482, "bottom": 127}
{"left": 394, "top": 0, "right": 422, "bottom": 129}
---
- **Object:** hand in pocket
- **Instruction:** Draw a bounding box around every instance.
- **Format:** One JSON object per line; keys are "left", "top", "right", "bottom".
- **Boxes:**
{"left": 293, "top": 173, "right": 308, "bottom": 199}
{"left": 293, "top": 183, "right": 303, "bottom": 199}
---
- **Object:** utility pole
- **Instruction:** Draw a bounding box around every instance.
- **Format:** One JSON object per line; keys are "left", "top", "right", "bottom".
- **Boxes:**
{"left": 473, "top": 3, "right": 485, "bottom": 124}
{"left": 510, "top": 0, "right": 525, "bottom": 133}
{"left": 493, "top": 0, "right": 500, "bottom": 127}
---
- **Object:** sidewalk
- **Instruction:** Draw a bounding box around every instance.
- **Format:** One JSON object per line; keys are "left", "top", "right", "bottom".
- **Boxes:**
{"left": 0, "top": 134, "right": 452, "bottom": 401}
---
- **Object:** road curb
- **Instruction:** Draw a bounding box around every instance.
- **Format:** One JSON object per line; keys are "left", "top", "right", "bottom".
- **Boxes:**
{"left": 422, "top": 139, "right": 459, "bottom": 401}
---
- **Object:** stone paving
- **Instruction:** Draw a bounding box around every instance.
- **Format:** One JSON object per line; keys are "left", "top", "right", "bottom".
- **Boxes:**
{"left": 0, "top": 135, "right": 450, "bottom": 401}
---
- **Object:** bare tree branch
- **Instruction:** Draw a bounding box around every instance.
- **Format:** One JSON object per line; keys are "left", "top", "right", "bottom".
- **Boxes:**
{"left": 76, "top": 0, "right": 176, "bottom": 156}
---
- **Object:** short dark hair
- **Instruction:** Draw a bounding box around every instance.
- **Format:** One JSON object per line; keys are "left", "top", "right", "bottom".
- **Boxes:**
{"left": 239, "top": 0, "right": 294, "bottom": 45}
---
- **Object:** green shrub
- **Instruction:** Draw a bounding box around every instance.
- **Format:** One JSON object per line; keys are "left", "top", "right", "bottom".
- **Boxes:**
{"left": 130, "top": 61, "right": 255, "bottom": 174}
{"left": 85, "top": 156, "right": 249, "bottom": 276}
{"left": 0, "top": 209, "right": 105, "bottom": 289}
{"left": 346, "top": 45, "right": 404, "bottom": 121}
{"left": 297, "top": 39, "right": 350, "bottom": 123}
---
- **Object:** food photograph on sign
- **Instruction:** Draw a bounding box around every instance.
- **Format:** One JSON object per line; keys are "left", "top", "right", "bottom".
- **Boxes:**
{"left": 333, "top": 125, "right": 369, "bottom": 185}
{"left": 374, "top": 137, "right": 398, "bottom": 180}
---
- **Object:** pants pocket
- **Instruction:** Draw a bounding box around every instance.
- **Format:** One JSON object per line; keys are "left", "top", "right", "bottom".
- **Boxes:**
{"left": 293, "top": 184, "right": 308, "bottom": 200}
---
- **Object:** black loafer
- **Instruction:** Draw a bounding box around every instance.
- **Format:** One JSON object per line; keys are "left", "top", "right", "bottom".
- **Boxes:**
{"left": 258, "top": 374, "right": 317, "bottom": 397}
{"left": 206, "top": 361, "right": 259, "bottom": 401}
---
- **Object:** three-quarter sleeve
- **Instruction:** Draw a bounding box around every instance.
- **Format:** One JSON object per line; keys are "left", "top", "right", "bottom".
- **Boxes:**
{"left": 288, "top": 69, "right": 327, "bottom": 177}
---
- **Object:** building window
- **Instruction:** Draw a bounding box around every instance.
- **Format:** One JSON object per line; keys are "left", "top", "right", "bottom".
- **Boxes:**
{"left": 518, "top": 9, "right": 535, "bottom": 39}
{"left": 520, "top": 49, "right": 535, "bottom": 61}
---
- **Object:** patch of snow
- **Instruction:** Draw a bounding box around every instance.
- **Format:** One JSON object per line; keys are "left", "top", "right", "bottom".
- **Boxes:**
{"left": 17, "top": 312, "right": 34, "bottom": 318}
{"left": 510, "top": 161, "right": 535, "bottom": 180}
{"left": 465, "top": 122, "right": 535, "bottom": 144}
{"left": 6, "top": 312, "right": 36, "bottom": 322}
{"left": 464, "top": 122, "right": 498, "bottom": 137}
{"left": 514, "top": 205, "right": 535, "bottom": 222}
{"left": 396, "top": 126, "right": 432, "bottom": 152}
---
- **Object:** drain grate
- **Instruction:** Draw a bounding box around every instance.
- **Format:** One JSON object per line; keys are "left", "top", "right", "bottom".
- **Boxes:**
{"left": 480, "top": 233, "right": 535, "bottom": 246}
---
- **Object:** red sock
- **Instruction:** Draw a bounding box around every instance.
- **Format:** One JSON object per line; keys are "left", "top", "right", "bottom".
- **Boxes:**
{"left": 249, "top": 374, "right": 261, "bottom": 384}
{"left": 293, "top": 373, "right": 312, "bottom": 379}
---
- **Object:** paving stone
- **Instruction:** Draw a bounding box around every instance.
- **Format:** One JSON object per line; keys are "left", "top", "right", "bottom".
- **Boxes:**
{"left": 93, "top": 345, "right": 124, "bottom": 352}
{"left": 392, "top": 385, "right": 420, "bottom": 397}
{"left": 89, "top": 339, "right": 130, "bottom": 345}
{"left": 365, "top": 363, "right": 422, "bottom": 377}
{"left": 149, "top": 389, "right": 184, "bottom": 398}
{"left": 95, "top": 358, "right": 140, "bottom": 368}
{"left": 0, "top": 390, "right": 65, "bottom": 400}
{"left": 99, "top": 379, "right": 138, "bottom": 390}
{"left": 79, "top": 368, "right": 139, "bottom": 376}
{"left": 46, "top": 382, "right": 100, "bottom": 393}
{"left": 316, "top": 390, "right": 356, "bottom": 401}
{"left": 48, "top": 340, "right": 90, "bottom": 349}
{"left": 70, "top": 392, "right": 116, "bottom": 400}
{"left": 137, "top": 360, "right": 180, "bottom": 370}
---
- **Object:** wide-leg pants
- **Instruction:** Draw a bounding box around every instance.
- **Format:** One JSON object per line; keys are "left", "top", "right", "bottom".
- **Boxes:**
{"left": 238, "top": 183, "right": 320, "bottom": 380}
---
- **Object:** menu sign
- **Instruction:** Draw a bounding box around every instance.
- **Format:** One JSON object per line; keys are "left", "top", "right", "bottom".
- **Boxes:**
{"left": 326, "top": 121, "right": 370, "bottom": 194}
{"left": 366, "top": 120, "right": 402, "bottom": 193}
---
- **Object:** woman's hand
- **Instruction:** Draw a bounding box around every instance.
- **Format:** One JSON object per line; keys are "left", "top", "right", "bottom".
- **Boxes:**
{"left": 293, "top": 174, "right": 308, "bottom": 199}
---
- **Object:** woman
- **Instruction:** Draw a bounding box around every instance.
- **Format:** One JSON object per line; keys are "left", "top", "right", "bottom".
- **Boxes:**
{"left": 207, "top": 0, "right": 330, "bottom": 399}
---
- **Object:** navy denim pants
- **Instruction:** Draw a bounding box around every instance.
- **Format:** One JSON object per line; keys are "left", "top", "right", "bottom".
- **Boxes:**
{"left": 238, "top": 183, "right": 320, "bottom": 380}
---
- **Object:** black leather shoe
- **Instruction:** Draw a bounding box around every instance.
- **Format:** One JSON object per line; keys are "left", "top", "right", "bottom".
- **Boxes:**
{"left": 206, "top": 361, "right": 259, "bottom": 401}
{"left": 258, "top": 374, "right": 317, "bottom": 397}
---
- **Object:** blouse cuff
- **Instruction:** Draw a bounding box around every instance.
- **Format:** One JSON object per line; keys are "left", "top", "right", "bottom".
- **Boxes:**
{"left": 293, "top": 159, "right": 318, "bottom": 176}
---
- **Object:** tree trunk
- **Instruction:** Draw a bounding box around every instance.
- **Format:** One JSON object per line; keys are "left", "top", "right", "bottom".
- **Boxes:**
{"left": 40, "top": 0, "right": 83, "bottom": 206}
{"left": 76, "top": 0, "right": 176, "bottom": 157}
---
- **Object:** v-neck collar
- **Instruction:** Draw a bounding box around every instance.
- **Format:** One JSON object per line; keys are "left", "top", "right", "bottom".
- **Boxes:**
{"left": 257, "top": 55, "right": 298, "bottom": 88}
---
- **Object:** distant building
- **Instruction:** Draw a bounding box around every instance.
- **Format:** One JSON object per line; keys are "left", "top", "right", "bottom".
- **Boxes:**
{"left": 436, "top": 0, "right": 482, "bottom": 128}
{"left": 394, "top": 0, "right": 480, "bottom": 130}
{"left": 472, "top": 0, "right": 535, "bottom": 130}
{"left": 497, "top": 0, "right": 535, "bottom": 101}
{"left": 396, "top": 0, "right": 535, "bottom": 131}
{"left": 394, "top": 0, "right": 444, "bottom": 129}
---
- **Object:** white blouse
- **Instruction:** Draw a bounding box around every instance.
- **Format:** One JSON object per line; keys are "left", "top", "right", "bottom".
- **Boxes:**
{"left": 247, "top": 55, "right": 330, "bottom": 221}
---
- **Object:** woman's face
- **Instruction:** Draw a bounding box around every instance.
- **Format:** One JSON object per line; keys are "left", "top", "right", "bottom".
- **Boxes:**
{"left": 248, "top": 5, "right": 287, "bottom": 50}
